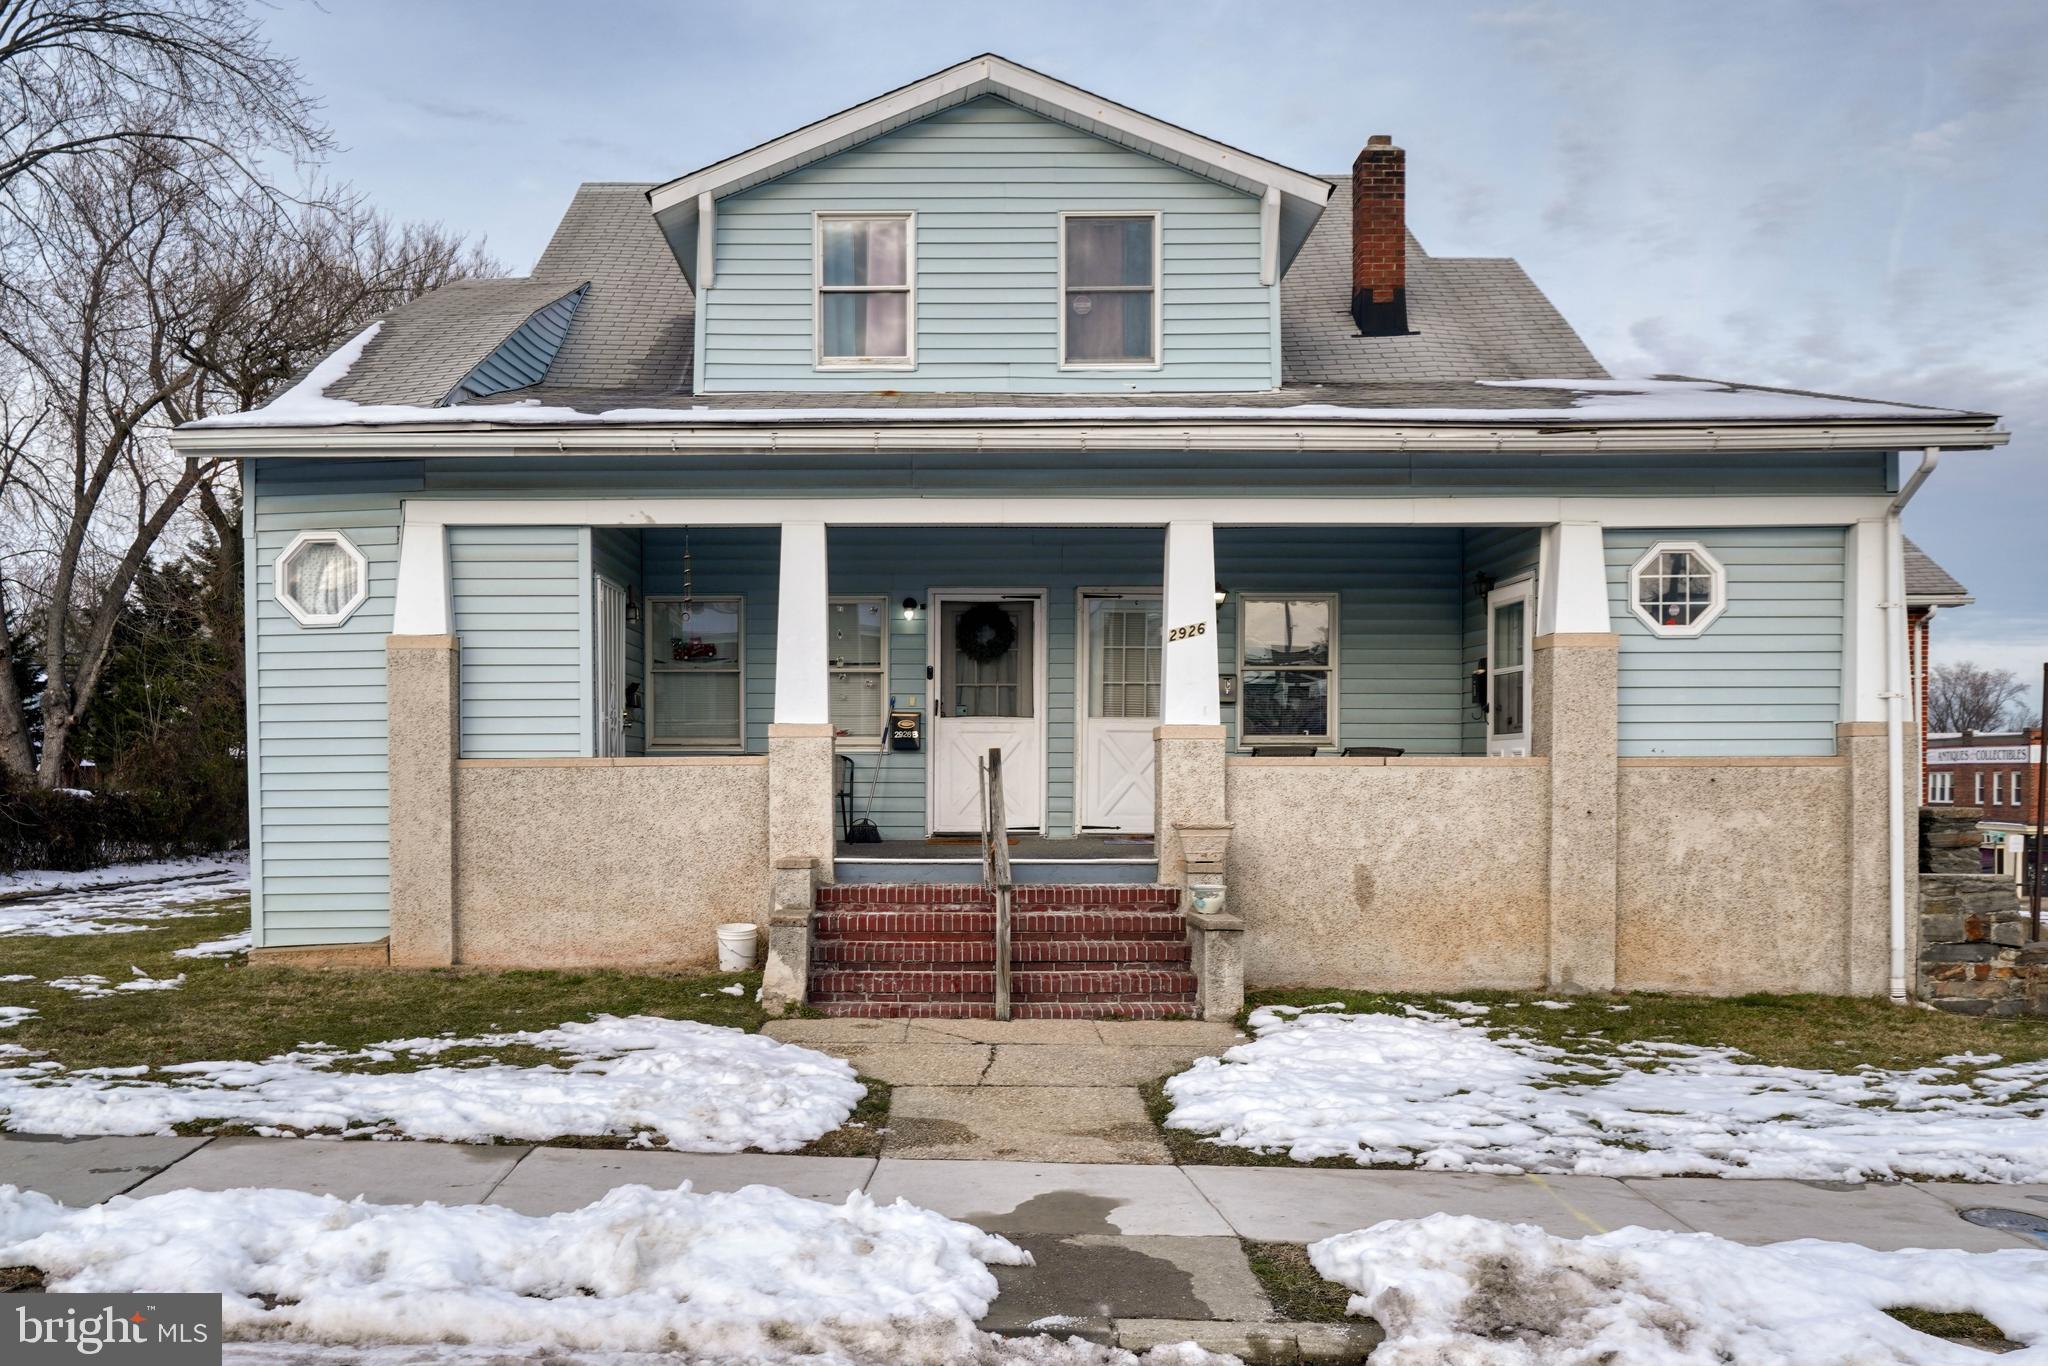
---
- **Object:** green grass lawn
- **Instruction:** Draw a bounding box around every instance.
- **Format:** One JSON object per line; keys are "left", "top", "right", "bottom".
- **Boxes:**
{"left": 0, "top": 892, "right": 897, "bottom": 1153}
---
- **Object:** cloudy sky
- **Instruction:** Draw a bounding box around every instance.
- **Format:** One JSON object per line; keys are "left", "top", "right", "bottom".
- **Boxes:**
{"left": 259, "top": 0, "right": 2047, "bottom": 708}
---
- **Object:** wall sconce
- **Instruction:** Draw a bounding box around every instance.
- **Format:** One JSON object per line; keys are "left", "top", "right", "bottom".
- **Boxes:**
{"left": 1472, "top": 571, "right": 1496, "bottom": 600}
{"left": 1213, "top": 584, "right": 1228, "bottom": 605}
{"left": 901, "top": 597, "right": 923, "bottom": 621}
{"left": 625, "top": 588, "right": 641, "bottom": 626}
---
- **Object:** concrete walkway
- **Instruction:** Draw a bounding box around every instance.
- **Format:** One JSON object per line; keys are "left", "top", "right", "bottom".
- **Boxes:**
{"left": 5, "top": 1133, "right": 2044, "bottom": 1358}
{"left": 762, "top": 1017, "right": 1240, "bottom": 1163}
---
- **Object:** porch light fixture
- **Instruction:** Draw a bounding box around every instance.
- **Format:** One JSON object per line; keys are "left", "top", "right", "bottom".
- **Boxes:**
{"left": 625, "top": 587, "right": 641, "bottom": 627}
{"left": 901, "top": 597, "right": 923, "bottom": 620}
{"left": 1473, "top": 571, "right": 1496, "bottom": 599}
{"left": 1213, "top": 584, "right": 1228, "bottom": 605}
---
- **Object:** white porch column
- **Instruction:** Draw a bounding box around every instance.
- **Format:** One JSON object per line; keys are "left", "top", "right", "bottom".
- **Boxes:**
{"left": 1842, "top": 519, "right": 1889, "bottom": 724}
{"left": 392, "top": 518, "right": 450, "bottom": 636}
{"left": 1536, "top": 521, "right": 1611, "bottom": 635}
{"left": 1161, "top": 520, "right": 1221, "bottom": 725}
{"left": 772, "top": 521, "right": 830, "bottom": 725}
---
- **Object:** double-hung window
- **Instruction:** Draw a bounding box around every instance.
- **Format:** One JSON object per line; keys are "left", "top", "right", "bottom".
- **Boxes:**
{"left": 816, "top": 213, "right": 912, "bottom": 367}
{"left": 2014, "top": 770, "right": 2027, "bottom": 807}
{"left": 1239, "top": 594, "right": 1337, "bottom": 745}
{"left": 1061, "top": 212, "right": 1159, "bottom": 367}
{"left": 1994, "top": 772, "right": 2005, "bottom": 806}
{"left": 827, "top": 597, "right": 888, "bottom": 743}
{"left": 1929, "top": 771, "right": 1954, "bottom": 804}
{"left": 648, "top": 596, "right": 743, "bottom": 750}
{"left": 1975, "top": 772, "right": 1986, "bottom": 805}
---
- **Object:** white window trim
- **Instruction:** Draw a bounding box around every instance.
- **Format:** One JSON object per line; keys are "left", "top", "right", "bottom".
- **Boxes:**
{"left": 1974, "top": 772, "right": 1985, "bottom": 805}
{"left": 1627, "top": 539, "right": 1728, "bottom": 638}
{"left": 1485, "top": 575, "right": 1535, "bottom": 757}
{"left": 813, "top": 211, "right": 916, "bottom": 371}
{"left": 273, "top": 529, "right": 369, "bottom": 628}
{"left": 1930, "top": 770, "right": 1954, "bottom": 804}
{"left": 1058, "top": 210, "right": 1163, "bottom": 372}
{"left": 1235, "top": 592, "right": 1339, "bottom": 748}
{"left": 646, "top": 594, "right": 746, "bottom": 752}
{"left": 2015, "top": 770, "right": 2027, "bottom": 807}
{"left": 828, "top": 594, "right": 889, "bottom": 746}
{"left": 1993, "top": 772, "right": 2005, "bottom": 806}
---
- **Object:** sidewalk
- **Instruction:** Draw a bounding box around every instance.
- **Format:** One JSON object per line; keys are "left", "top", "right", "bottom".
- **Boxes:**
{"left": 5, "top": 1132, "right": 2044, "bottom": 1355}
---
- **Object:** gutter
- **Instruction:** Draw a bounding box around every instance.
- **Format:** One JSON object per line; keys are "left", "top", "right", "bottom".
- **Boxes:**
{"left": 168, "top": 418, "right": 2011, "bottom": 459}
{"left": 1884, "top": 448, "right": 1942, "bottom": 1003}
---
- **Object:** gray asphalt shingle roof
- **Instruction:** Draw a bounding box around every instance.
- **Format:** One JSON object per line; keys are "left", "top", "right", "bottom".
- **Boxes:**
{"left": 1904, "top": 538, "right": 1972, "bottom": 605}
{"left": 327, "top": 277, "right": 588, "bottom": 406}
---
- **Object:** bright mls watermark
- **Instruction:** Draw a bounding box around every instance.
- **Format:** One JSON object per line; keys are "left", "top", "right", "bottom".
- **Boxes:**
{"left": 9, "top": 1295, "right": 219, "bottom": 1364}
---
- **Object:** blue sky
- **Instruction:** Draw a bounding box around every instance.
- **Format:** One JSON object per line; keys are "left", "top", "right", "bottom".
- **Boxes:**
{"left": 260, "top": 0, "right": 2047, "bottom": 708}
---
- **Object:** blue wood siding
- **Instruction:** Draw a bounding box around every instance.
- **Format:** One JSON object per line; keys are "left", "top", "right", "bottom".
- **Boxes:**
{"left": 449, "top": 526, "right": 584, "bottom": 758}
{"left": 591, "top": 527, "right": 645, "bottom": 755}
{"left": 401, "top": 451, "right": 1893, "bottom": 501}
{"left": 1215, "top": 528, "right": 1466, "bottom": 757}
{"left": 452, "top": 287, "right": 586, "bottom": 402}
{"left": 1460, "top": 527, "right": 1542, "bottom": 754}
{"left": 1606, "top": 527, "right": 1845, "bottom": 757}
{"left": 248, "top": 459, "right": 422, "bottom": 947}
{"left": 702, "top": 97, "right": 1274, "bottom": 393}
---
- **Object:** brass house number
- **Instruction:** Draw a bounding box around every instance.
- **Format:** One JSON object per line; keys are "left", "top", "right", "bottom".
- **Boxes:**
{"left": 1166, "top": 622, "right": 1208, "bottom": 642}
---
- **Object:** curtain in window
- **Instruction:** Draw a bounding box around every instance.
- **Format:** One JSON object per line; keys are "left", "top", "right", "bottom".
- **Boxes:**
{"left": 282, "top": 541, "right": 357, "bottom": 617}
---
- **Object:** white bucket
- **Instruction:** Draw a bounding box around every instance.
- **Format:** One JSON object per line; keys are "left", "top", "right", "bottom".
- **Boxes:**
{"left": 716, "top": 922, "right": 758, "bottom": 972}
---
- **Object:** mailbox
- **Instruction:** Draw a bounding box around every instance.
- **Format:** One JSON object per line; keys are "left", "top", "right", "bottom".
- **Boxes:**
{"left": 889, "top": 708, "right": 923, "bottom": 751}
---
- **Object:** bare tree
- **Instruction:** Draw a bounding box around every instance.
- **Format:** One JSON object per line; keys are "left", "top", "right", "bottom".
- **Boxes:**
{"left": 0, "top": 0, "right": 328, "bottom": 204}
{"left": 0, "top": 144, "right": 496, "bottom": 784}
{"left": 1928, "top": 661, "right": 2033, "bottom": 735}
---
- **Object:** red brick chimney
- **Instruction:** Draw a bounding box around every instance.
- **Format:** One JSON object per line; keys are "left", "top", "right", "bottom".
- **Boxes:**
{"left": 1351, "top": 135, "right": 1409, "bottom": 336}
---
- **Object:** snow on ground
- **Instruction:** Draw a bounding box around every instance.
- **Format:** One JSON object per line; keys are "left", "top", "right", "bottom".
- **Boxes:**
{"left": 1163, "top": 1005, "right": 2048, "bottom": 1182}
{"left": 1311, "top": 1213, "right": 2048, "bottom": 1365}
{"left": 0, "top": 1015, "right": 864, "bottom": 1151}
{"left": 0, "top": 1181, "right": 1036, "bottom": 1363}
{"left": 174, "top": 929, "right": 253, "bottom": 959}
{"left": 0, "top": 854, "right": 248, "bottom": 937}
{"left": 44, "top": 968, "right": 188, "bottom": 998}
{"left": 0, "top": 850, "right": 246, "bottom": 901}
{"left": 0, "top": 1006, "right": 33, "bottom": 1028}
{"left": 223, "top": 1338, "right": 1235, "bottom": 1366}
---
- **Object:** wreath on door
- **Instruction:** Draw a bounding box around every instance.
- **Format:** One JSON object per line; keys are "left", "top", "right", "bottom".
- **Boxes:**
{"left": 953, "top": 603, "right": 1017, "bottom": 664}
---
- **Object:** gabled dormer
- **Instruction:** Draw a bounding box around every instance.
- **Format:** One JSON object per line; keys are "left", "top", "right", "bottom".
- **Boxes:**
{"left": 648, "top": 55, "right": 1332, "bottom": 394}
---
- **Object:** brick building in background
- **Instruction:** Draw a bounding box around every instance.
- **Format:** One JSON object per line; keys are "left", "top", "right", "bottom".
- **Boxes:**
{"left": 1926, "top": 729, "right": 2044, "bottom": 894}
{"left": 1905, "top": 538, "right": 1972, "bottom": 803}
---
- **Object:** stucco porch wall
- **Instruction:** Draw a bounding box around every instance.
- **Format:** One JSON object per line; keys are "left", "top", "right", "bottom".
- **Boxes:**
{"left": 1613, "top": 755, "right": 1876, "bottom": 995}
{"left": 1222, "top": 756, "right": 1554, "bottom": 990}
{"left": 448, "top": 757, "right": 770, "bottom": 968}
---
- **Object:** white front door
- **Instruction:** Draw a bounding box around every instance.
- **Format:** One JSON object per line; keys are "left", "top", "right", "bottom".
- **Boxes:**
{"left": 1080, "top": 592, "right": 1161, "bottom": 832}
{"left": 930, "top": 596, "right": 1043, "bottom": 834}
{"left": 594, "top": 576, "right": 628, "bottom": 757}
{"left": 1485, "top": 578, "right": 1533, "bottom": 757}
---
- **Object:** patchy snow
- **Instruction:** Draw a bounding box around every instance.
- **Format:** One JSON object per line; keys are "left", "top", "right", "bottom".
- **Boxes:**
{"left": 1310, "top": 1214, "right": 2048, "bottom": 1365}
{"left": 174, "top": 929, "right": 253, "bottom": 959}
{"left": 0, "top": 857, "right": 248, "bottom": 938}
{"left": 0, "top": 851, "right": 246, "bottom": 902}
{"left": 43, "top": 968, "right": 186, "bottom": 999}
{"left": 0, "top": 1181, "right": 1033, "bottom": 1362}
{"left": 0, "top": 1007, "right": 34, "bottom": 1028}
{"left": 0, "top": 1015, "right": 864, "bottom": 1151}
{"left": 718, "top": 982, "right": 746, "bottom": 997}
{"left": 186, "top": 339, "right": 1969, "bottom": 431}
{"left": 1163, "top": 1005, "right": 2048, "bottom": 1182}
{"left": 221, "top": 1338, "right": 1236, "bottom": 1365}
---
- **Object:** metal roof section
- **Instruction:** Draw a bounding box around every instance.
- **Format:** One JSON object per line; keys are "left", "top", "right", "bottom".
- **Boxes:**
{"left": 646, "top": 53, "right": 1335, "bottom": 289}
{"left": 449, "top": 283, "right": 587, "bottom": 404}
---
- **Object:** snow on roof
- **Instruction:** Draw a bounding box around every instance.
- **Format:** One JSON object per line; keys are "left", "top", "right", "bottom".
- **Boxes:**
{"left": 189, "top": 341, "right": 1983, "bottom": 432}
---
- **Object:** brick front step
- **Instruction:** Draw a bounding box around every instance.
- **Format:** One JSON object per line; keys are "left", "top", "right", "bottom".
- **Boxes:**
{"left": 1009, "top": 939, "right": 1190, "bottom": 965}
{"left": 814, "top": 909, "right": 996, "bottom": 940}
{"left": 813, "top": 909, "right": 1185, "bottom": 942}
{"left": 816, "top": 939, "right": 1188, "bottom": 968}
{"left": 813, "top": 939, "right": 997, "bottom": 967}
{"left": 817, "top": 884, "right": 994, "bottom": 908}
{"left": 809, "top": 968, "right": 1196, "bottom": 1002}
{"left": 1012, "top": 910, "right": 1185, "bottom": 941}
{"left": 813, "top": 1000, "right": 1194, "bottom": 1021}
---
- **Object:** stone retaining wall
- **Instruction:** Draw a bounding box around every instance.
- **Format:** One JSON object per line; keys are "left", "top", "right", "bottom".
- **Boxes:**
{"left": 1918, "top": 806, "right": 2048, "bottom": 1016}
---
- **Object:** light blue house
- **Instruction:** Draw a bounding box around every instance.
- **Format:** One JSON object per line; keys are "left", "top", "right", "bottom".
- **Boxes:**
{"left": 176, "top": 55, "right": 2008, "bottom": 1017}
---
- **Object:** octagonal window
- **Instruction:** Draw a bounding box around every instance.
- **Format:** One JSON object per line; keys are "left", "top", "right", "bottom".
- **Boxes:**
{"left": 1629, "top": 540, "right": 1727, "bottom": 638}
{"left": 275, "top": 530, "right": 369, "bottom": 627}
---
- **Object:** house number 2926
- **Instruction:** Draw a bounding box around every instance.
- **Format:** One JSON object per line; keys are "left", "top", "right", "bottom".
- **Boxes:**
{"left": 1166, "top": 622, "right": 1207, "bottom": 642}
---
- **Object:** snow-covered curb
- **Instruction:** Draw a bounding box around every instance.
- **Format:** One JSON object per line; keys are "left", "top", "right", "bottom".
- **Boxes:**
{"left": 1163, "top": 1005, "right": 2048, "bottom": 1182}
{"left": 1311, "top": 1214, "right": 2048, "bottom": 1364}
{"left": 0, "top": 1181, "right": 1030, "bottom": 1362}
{"left": 1, "top": 1015, "right": 865, "bottom": 1151}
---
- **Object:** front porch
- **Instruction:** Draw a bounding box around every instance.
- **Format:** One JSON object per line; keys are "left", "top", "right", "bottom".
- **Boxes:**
{"left": 378, "top": 504, "right": 1905, "bottom": 1015}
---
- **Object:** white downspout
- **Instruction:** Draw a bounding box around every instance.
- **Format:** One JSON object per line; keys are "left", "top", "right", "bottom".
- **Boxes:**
{"left": 1885, "top": 447, "right": 1942, "bottom": 1002}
